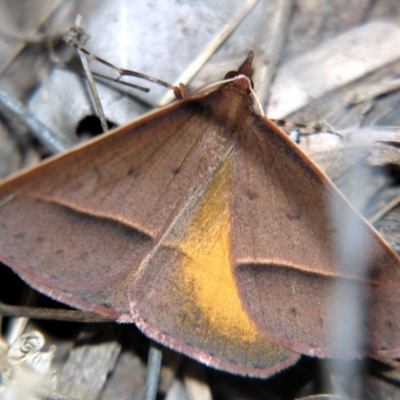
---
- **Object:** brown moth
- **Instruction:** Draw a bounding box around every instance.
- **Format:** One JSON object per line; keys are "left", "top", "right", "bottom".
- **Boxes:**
{"left": 0, "top": 52, "right": 400, "bottom": 377}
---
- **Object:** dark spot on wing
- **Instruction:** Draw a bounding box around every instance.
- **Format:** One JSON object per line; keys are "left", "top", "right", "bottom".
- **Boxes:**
{"left": 93, "top": 165, "right": 101, "bottom": 176}
{"left": 14, "top": 232, "right": 26, "bottom": 239}
{"left": 286, "top": 211, "right": 301, "bottom": 220}
{"left": 385, "top": 320, "right": 393, "bottom": 329}
{"left": 290, "top": 307, "right": 297, "bottom": 315}
{"left": 246, "top": 190, "right": 258, "bottom": 201}
{"left": 127, "top": 167, "right": 139, "bottom": 178}
{"left": 80, "top": 251, "right": 90, "bottom": 261}
{"left": 171, "top": 167, "right": 181, "bottom": 175}
{"left": 368, "top": 266, "right": 384, "bottom": 281}
{"left": 56, "top": 249, "right": 64, "bottom": 256}
{"left": 36, "top": 236, "right": 46, "bottom": 243}
{"left": 100, "top": 301, "right": 114, "bottom": 310}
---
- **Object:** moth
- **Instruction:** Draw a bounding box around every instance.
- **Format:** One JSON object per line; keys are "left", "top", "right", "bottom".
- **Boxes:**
{"left": 0, "top": 52, "right": 399, "bottom": 377}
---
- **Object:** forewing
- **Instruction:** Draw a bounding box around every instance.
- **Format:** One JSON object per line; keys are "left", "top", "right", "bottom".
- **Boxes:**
{"left": 0, "top": 100, "right": 234, "bottom": 319}
{"left": 231, "top": 115, "right": 400, "bottom": 357}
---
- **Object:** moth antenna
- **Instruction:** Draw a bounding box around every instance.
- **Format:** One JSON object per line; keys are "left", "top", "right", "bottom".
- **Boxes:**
{"left": 64, "top": 23, "right": 176, "bottom": 93}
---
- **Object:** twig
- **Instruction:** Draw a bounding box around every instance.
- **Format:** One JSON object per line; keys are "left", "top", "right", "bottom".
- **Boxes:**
{"left": 0, "top": 302, "right": 115, "bottom": 323}
{"left": 70, "top": 15, "right": 109, "bottom": 133}
{"left": 369, "top": 194, "right": 400, "bottom": 224}
{"left": 143, "top": 343, "right": 163, "bottom": 400}
{"left": 64, "top": 25, "right": 175, "bottom": 92}
{"left": 0, "top": 86, "right": 72, "bottom": 153}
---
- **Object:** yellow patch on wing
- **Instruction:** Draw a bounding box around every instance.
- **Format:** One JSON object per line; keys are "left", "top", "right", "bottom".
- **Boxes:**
{"left": 175, "top": 158, "right": 260, "bottom": 342}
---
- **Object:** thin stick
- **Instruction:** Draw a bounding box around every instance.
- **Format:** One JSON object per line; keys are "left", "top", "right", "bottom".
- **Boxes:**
{"left": 0, "top": 86, "right": 72, "bottom": 153}
{"left": 72, "top": 15, "right": 108, "bottom": 133}
{"left": 0, "top": 302, "right": 115, "bottom": 323}
{"left": 371, "top": 355, "right": 400, "bottom": 370}
{"left": 143, "top": 343, "right": 163, "bottom": 400}
{"left": 64, "top": 27, "right": 175, "bottom": 92}
{"left": 369, "top": 194, "right": 400, "bottom": 224}
{"left": 270, "top": 118, "right": 340, "bottom": 136}
{"left": 76, "top": 46, "right": 175, "bottom": 91}
{"left": 36, "top": 389, "right": 76, "bottom": 400}
{"left": 89, "top": 70, "right": 151, "bottom": 92}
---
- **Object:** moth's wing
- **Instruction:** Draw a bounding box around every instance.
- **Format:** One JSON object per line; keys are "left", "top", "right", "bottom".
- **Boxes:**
{"left": 0, "top": 100, "right": 234, "bottom": 319}
{"left": 130, "top": 152, "right": 300, "bottom": 377}
{"left": 230, "top": 115, "right": 400, "bottom": 358}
